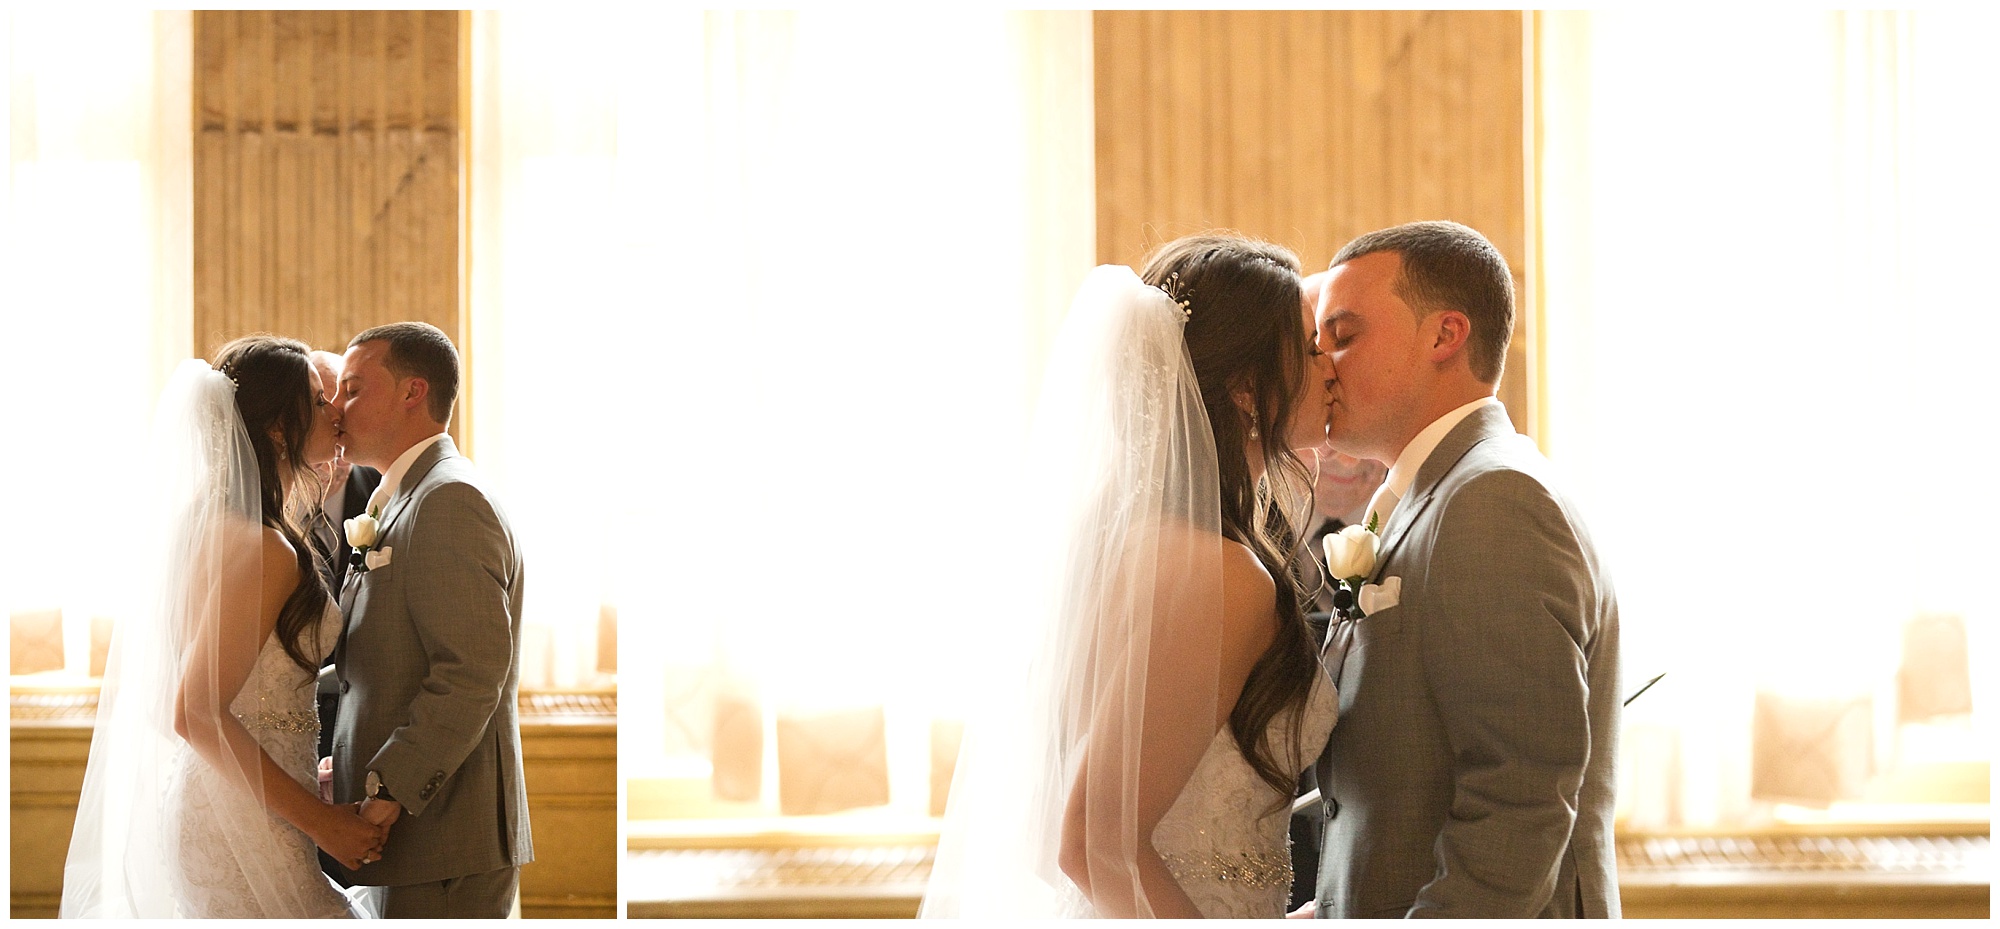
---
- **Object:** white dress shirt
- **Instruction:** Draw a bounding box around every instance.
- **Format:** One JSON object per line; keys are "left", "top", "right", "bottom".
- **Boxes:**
{"left": 1368, "top": 396, "right": 1500, "bottom": 527}
{"left": 367, "top": 433, "right": 448, "bottom": 516}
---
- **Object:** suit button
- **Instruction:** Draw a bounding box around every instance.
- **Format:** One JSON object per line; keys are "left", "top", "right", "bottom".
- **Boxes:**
{"left": 339, "top": 680, "right": 351, "bottom": 693}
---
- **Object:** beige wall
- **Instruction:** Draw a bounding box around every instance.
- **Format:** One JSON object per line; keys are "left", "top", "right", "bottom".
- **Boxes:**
{"left": 1093, "top": 10, "right": 1532, "bottom": 431}
{"left": 192, "top": 10, "right": 463, "bottom": 413}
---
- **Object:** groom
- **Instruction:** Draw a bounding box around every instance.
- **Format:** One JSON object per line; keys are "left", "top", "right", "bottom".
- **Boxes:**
{"left": 327, "top": 321, "right": 534, "bottom": 917}
{"left": 1307, "top": 222, "right": 1620, "bottom": 918}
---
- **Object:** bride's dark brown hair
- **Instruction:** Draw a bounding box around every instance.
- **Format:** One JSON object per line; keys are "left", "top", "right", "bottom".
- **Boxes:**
{"left": 1138, "top": 233, "right": 1319, "bottom": 797}
{"left": 213, "top": 335, "right": 330, "bottom": 675}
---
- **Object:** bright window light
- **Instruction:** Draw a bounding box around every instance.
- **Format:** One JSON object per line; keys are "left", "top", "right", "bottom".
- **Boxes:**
{"left": 471, "top": 11, "right": 1094, "bottom": 818}
{"left": 1539, "top": 10, "right": 1994, "bottom": 828}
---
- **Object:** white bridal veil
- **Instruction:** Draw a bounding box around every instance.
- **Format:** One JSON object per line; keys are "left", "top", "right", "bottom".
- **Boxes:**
{"left": 61, "top": 360, "right": 335, "bottom": 917}
{"left": 923, "top": 266, "right": 1228, "bottom": 917}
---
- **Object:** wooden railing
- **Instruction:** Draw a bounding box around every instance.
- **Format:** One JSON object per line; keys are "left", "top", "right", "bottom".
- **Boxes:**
{"left": 620, "top": 821, "right": 1989, "bottom": 919}
{"left": 9, "top": 685, "right": 615, "bottom": 919}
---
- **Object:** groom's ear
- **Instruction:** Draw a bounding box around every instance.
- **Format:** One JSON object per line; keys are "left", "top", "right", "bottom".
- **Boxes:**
{"left": 1426, "top": 310, "right": 1472, "bottom": 366}
{"left": 400, "top": 376, "right": 431, "bottom": 414}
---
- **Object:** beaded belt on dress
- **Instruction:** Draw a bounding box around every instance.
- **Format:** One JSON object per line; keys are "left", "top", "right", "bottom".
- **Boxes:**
{"left": 1161, "top": 849, "right": 1292, "bottom": 889}
{"left": 237, "top": 710, "right": 319, "bottom": 733}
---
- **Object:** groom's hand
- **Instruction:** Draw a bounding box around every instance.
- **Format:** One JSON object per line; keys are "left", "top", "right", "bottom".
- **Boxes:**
{"left": 359, "top": 796, "right": 402, "bottom": 831}
{"left": 316, "top": 756, "right": 334, "bottom": 803}
{"left": 1287, "top": 901, "right": 1317, "bottom": 919}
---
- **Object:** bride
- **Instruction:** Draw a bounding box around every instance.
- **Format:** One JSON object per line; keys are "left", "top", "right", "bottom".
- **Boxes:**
{"left": 924, "top": 234, "right": 1337, "bottom": 918}
{"left": 61, "top": 336, "right": 385, "bottom": 918}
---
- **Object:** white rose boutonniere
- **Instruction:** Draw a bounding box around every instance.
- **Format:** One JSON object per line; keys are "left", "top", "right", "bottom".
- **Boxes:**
{"left": 344, "top": 512, "right": 379, "bottom": 549}
{"left": 1322, "top": 512, "right": 1381, "bottom": 619}
{"left": 1323, "top": 523, "right": 1378, "bottom": 580}
{"left": 344, "top": 508, "right": 381, "bottom": 573}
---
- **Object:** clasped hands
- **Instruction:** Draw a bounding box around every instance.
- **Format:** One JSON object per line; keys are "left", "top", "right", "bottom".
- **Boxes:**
{"left": 315, "top": 756, "right": 401, "bottom": 870}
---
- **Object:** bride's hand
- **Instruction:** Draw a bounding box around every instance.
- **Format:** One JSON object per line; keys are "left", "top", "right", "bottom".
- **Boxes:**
{"left": 357, "top": 799, "right": 395, "bottom": 849}
{"left": 311, "top": 801, "right": 386, "bottom": 870}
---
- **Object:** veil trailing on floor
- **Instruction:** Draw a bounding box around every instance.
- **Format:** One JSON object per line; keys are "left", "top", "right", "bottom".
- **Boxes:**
{"left": 61, "top": 360, "right": 338, "bottom": 917}
{"left": 922, "top": 266, "right": 1228, "bottom": 917}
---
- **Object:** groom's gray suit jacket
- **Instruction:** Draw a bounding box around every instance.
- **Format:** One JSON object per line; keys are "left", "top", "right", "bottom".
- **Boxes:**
{"left": 1314, "top": 403, "right": 1620, "bottom": 918}
{"left": 331, "top": 436, "right": 534, "bottom": 886}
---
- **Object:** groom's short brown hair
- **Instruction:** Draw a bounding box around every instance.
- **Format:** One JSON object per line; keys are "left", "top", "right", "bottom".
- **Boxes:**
{"left": 350, "top": 321, "right": 460, "bottom": 424}
{"left": 1331, "top": 220, "right": 1514, "bottom": 385}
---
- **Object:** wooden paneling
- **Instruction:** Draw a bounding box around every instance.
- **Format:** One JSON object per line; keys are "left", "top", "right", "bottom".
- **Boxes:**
{"left": 1094, "top": 11, "right": 1532, "bottom": 428}
{"left": 192, "top": 11, "right": 461, "bottom": 375}
{"left": 520, "top": 722, "right": 619, "bottom": 918}
{"left": 7, "top": 726, "right": 93, "bottom": 918}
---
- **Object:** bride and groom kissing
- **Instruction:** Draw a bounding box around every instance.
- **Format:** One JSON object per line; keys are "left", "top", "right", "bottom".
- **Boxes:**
{"left": 926, "top": 221, "right": 1620, "bottom": 918}
{"left": 63, "top": 323, "right": 531, "bottom": 918}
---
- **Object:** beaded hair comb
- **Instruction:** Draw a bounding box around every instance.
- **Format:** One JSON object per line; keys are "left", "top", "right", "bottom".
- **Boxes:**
{"left": 1156, "top": 271, "right": 1193, "bottom": 322}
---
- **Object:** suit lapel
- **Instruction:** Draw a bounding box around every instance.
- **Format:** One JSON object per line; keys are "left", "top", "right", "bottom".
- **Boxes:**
{"left": 1371, "top": 403, "right": 1515, "bottom": 580}
{"left": 370, "top": 435, "right": 457, "bottom": 539}
{"left": 335, "top": 438, "right": 455, "bottom": 667}
{"left": 1370, "top": 492, "right": 1434, "bottom": 578}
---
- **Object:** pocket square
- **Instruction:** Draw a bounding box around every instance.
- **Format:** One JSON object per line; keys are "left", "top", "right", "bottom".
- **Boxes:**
{"left": 1360, "top": 576, "right": 1401, "bottom": 614}
{"left": 364, "top": 546, "right": 393, "bottom": 571}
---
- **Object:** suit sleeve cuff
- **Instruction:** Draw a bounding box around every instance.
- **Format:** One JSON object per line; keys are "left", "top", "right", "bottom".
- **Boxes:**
{"left": 368, "top": 744, "right": 448, "bottom": 817}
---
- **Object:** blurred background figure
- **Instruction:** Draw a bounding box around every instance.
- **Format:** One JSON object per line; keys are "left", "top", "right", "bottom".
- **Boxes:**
{"left": 1296, "top": 444, "right": 1388, "bottom": 613}
{"left": 308, "top": 350, "right": 381, "bottom": 762}
{"left": 307, "top": 350, "right": 383, "bottom": 592}
{"left": 1289, "top": 441, "right": 1385, "bottom": 910}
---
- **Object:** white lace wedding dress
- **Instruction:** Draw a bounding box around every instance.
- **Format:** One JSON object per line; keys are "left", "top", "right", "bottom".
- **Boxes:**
{"left": 1150, "top": 672, "right": 1338, "bottom": 918}
{"left": 920, "top": 269, "right": 1341, "bottom": 920}
{"left": 165, "top": 600, "right": 358, "bottom": 918}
